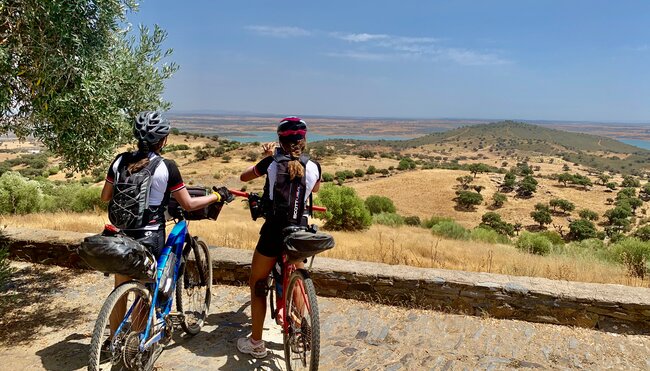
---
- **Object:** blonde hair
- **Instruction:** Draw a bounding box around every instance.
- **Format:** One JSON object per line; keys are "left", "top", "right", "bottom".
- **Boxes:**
{"left": 282, "top": 139, "right": 306, "bottom": 180}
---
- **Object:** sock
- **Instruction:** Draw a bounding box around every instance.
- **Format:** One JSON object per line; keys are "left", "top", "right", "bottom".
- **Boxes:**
{"left": 251, "top": 338, "right": 263, "bottom": 346}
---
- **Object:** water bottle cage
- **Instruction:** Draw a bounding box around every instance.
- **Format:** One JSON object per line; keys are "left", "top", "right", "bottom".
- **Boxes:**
{"left": 247, "top": 193, "right": 267, "bottom": 221}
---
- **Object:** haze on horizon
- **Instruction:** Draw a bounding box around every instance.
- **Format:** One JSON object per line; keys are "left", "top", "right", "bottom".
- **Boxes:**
{"left": 130, "top": 1, "right": 650, "bottom": 123}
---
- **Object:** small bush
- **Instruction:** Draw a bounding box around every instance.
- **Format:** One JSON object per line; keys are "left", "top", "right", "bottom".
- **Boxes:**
{"left": 470, "top": 227, "right": 510, "bottom": 244}
{"left": 372, "top": 212, "right": 404, "bottom": 227}
{"left": 515, "top": 232, "right": 552, "bottom": 256}
{"left": 365, "top": 195, "right": 396, "bottom": 215}
{"left": 431, "top": 220, "right": 468, "bottom": 240}
{"left": 0, "top": 172, "right": 43, "bottom": 214}
{"left": 354, "top": 169, "right": 365, "bottom": 177}
{"left": 537, "top": 230, "right": 565, "bottom": 246}
{"left": 422, "top": 215, "right": 454, "bottom": 229}
{"left": 315, "top": 184, "right": 372, "bottom": 231}
{"left": 633, "top": 225, "right": 650, "bottom": 241}
{"left": 403, "top": 215, "right": 421, "bottom": 226}
{"left": 610, "top": 238, "right": 650, "bottom": 279}
{"left": 321, "top": 172, "right": 334, "bottom": 182}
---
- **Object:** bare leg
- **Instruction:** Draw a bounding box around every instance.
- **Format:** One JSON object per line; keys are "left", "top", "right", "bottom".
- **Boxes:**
{"left": 249, "top": 251, "right": 276, "bottom": 341}
{"left": 110, "top": 274, "right": 131, "bottom": 336}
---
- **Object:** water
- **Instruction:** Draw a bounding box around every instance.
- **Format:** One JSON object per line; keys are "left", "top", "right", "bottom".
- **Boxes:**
{"left": 619, "top": 139, "right": 650, "bottom": 150}
{"left": 220, "top": 131, "right": 417, "bottom": 143}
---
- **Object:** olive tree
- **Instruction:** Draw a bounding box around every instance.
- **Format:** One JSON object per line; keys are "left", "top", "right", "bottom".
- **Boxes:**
{"left": 1, "top": 0, "right": 178, "bottom": 171}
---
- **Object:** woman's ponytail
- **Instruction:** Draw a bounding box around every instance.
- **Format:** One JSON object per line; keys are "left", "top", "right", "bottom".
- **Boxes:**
{"left": 286, "top": 139, "right": 306, "bottom": 180}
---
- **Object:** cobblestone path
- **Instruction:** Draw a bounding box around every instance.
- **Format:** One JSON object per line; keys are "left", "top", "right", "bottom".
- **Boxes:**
{"left": 1, "top": 262, "right": 649, "bottom": 370}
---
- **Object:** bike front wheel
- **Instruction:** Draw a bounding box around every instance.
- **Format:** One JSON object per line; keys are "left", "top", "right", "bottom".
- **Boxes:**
{"left": 88, "top": 281, "right": 155, "bottom": 371}
{"left": 283, "top": 269, "right": 320, "bottom": 371}
{"left": 176, "top": 236, "right": 212, "bottom": 335}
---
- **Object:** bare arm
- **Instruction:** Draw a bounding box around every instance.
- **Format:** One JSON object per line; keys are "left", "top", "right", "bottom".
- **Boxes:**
{"left": 172, "top": 188, "right": 220, "bottom": 211}
{"left": 101, "top": 181, "right": 113, "bottom": 202}
{"left": 240, "top": 166, "right": 259, "bottom": 182}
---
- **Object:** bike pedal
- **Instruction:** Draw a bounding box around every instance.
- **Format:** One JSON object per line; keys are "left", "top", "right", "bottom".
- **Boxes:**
{"left": 167, "top": 312, "right": 185, "bottom": 327}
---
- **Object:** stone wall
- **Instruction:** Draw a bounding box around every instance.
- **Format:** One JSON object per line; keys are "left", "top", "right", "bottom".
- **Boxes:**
{"left": 2, "top": 227, "right": 650, "bottom": 334}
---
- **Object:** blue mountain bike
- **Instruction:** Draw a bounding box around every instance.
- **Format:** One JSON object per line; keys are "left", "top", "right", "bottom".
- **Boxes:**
{"left": 88, "top": 218, "right": 212, "bottom": 371}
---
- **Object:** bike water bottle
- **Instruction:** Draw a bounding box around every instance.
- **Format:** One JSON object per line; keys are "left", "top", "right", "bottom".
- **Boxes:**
{"left": 158, "top": 247, "right": 177, "bottom": 301}
{"left": 273, "top": 261, "right": 282, "bottom": 298}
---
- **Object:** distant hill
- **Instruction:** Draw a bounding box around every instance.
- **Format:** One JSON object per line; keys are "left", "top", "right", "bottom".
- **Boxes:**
{"left": 402, "top": 121, "right": 644, "bottom": 151}
{"left": 316, "top": 121, "right": 650, "bottom": 175}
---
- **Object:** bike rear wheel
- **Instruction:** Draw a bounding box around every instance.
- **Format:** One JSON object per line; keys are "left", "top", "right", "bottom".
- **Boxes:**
{"left": 88, "top": 281, "right": 155, "bottom": 371}
{"left": 176, "top": 236, "right": 212, "bottom": 335}
{"left": 283, "top": 269, "right": 320, "bottom": 371}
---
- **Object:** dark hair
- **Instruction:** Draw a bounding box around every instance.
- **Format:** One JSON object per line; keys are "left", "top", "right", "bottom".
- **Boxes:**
{"left": 127, "top": 139, "right": 165, "bottom": 174}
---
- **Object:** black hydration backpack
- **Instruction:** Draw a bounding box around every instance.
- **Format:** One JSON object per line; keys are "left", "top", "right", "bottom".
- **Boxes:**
{"left": 263, "top": 151, "right": 311, "bottom": 226}
{"left": 108, "top": 153, "right": 164, "bottom": 230}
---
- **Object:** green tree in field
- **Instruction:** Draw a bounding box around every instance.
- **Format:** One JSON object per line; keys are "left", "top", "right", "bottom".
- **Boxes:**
{"left": 455, "top": 191, "right": 483, "bottom": 210}
{"left": 597, "top": 173, "right": 611, "bottom": 186}
{"left": 549, "top": 198, "right": 575, "bottom": 214}
{"left": 633, "top": 225, "right": 650, "bottom": 242}
{"left": 456, "top": 175, "right": 474, "bottom": 189}
{"left": 397, "top": 157, "right": 416, "bottom": 170}
{"left": 568, "top": 219, "right": 597, "bottom": 241}
{"left": 1, "top": 0, "right": 178, "bottom": 171}
{"left": 516, "top": 175, "right": 538, "bottom": 198}
{"left": 480, "top": 212, "right": 514, "bottom": 236}
{"left": 364, "top": 195, "right": 396, "bottom": 215}
{"left": 640, "top": 183, "right": 650, "bottom": 201}
{"left": 530, "top": 204, "right": 552, "bottom": 228}
{"left": 315, "top": 184, "right": 371, "bottom": 231}
{"left": 621, "top": 175, "right": 641, "bottom": 188}
{"left": 357, "top": 150, "right": 375, "bottom": 160}
{"left": 604, "top": 205, "right": 632, "bottom": 231}
{"left": 501, "top": 171, "right": 516, "bottom": 192}
{"left": 557, "top": 173, "right": 573, "bottom": 187}
{"left": 571, "top": 174, "right": 593, "bottom": 189}
{"left": 606, "top": 182, "right": 618, "bottom": 191}
{"left": 491, "top": 192, "right": 507, "bottom": 208}
{"left": 578, "top": 208, "right": 599, "bottom": 221}
{"left": 468, "top": 163, "right": 490, "bottom": 178}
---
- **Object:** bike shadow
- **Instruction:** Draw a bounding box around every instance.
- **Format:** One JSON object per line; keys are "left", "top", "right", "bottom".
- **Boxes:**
{"left": 167, "top": 301, "right": 285, "bottom": 370}
{"left": 35, "top": 332, "right": 90, "bottom": 371}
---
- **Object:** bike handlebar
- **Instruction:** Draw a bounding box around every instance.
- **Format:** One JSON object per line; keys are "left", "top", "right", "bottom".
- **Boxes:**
{"left": 229, "top": 189, "right": 327, "bottom": 212}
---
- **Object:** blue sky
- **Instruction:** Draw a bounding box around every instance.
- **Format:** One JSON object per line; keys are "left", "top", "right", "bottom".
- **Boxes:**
{"left": 129, "top": 1, "right": 650, "bottom": 122}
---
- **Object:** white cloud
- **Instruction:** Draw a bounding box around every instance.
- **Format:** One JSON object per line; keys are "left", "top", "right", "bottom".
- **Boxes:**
{"left": 245, "top": 25, "right": 311, "bottom": 38}
{"left": 323, "top": 51, "right": 391, "bottom": 61}
{"left": 632, "top": 44, "right": 649, "bottom": 52}
{"left": 337, "top": 33, "right": 389, "bottom": 42}
{"left": 443, "top": 48, "right": 511, "bottom": 66}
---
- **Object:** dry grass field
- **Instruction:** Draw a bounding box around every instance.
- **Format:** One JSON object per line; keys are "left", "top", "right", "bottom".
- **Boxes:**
{"left": 1, "top": 205, "right": 642, "bottom": 287}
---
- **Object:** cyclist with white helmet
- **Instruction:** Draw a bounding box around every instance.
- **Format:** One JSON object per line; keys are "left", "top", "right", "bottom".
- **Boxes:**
{"left": 100, "top": 111, "right": 232, "bottom": 334}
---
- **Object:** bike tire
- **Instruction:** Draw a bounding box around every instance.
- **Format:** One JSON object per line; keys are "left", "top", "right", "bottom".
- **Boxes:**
{"left": 283, "top": 269, "right": 320, "bottom": 371}
{"left": 88, "top": 281, "right": 152, "bottom": 371}
{"left": 176, "top": 236, "right": 212, "bottom": 335}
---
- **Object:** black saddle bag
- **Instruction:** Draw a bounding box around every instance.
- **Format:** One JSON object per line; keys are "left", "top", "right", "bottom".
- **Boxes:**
{"left": 283, "top": 227, "right": 335, "bottom": 263}
{"left": 78, "top": 234, "right": 157, "bottom": 280}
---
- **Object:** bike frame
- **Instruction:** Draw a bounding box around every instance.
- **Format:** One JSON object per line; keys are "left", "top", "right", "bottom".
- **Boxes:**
{"left": 273, "top": 255, "right": 313, "bottom": 334}
{"left": 113, "top": 220, "right": 190, "bottom": 352}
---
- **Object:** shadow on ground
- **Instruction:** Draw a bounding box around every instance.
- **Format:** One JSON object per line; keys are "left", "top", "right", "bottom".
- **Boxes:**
{"left": 168, "top": 302, "right": 285, "bottom": 370}
{"left": 0, "top": 264, "right": 89, "bottom": 346}
{"left": 36, "top": 333, "right": 90, "bottom": 371}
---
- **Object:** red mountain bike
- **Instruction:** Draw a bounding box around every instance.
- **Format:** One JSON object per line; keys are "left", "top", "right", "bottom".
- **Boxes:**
{"left": 230, "top": 190, "right": 332, "bottom": 371}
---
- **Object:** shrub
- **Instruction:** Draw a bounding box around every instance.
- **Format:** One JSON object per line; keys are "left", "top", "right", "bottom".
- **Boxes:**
{"left": 537, "top": 230, "right": 565, "bottom": 246}
{"left": 397, "top": 157, "right": 416, "bottom": 170}
{"left": 568, "top": 219, "right": 597, "bottom": 241}
{"left": 366, "top": 165, "right": 376, "bottom": 175}
{"left": 315, "top": 184, "right": 371, "bottom": 231}
{"left": 422, "top": 215, "right": 454, "bottom": 229}
{"left": 455, "top": 191, "right": 483, "bottom": 210}
{"left": 354, "top": 169, "right": 365, "bottom": 178}
{"left": 0, "top": 172, "right": 43, "bottom": 214}
{"left": 633, "top": 225, "right": 650, "bottom": 241}
{"left": 470, "top": 227, "right": 510, "bottom": 244}
{"left": 578, "top": 209, "right": 599, "bottom": 221}
{"left": 403, "top": 215, "right": 421, "bottom": 226}
{"left": 365, "top": 195, "right": 396, "bottom": 215}
{"left": 610, "top": 238, "right": 650, "bottom": 279}
{"left": 491, "top": 192, "right": 507, "bottom": 208}
{"left": 571, "top": 238, "right": 606, "bottom": 251}
{"left": 372, "top": 212, "right": 404, "bottom": 227}
{"left": 431, "top": 220, "right": 468, "bottom": 240}
{"left": 515, "top": 232, "right": 552, "bottom": 255}
{"left": 321, "top": 172, "right": 334, "bottom": 182}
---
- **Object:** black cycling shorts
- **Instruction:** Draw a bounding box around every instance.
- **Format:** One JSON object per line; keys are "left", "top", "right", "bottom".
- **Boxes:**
{"left": 255, "top": 220, "right": 285, "bottom": 258}
{"left": 125, "top": 228, "right": 166, "bottom": 260}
